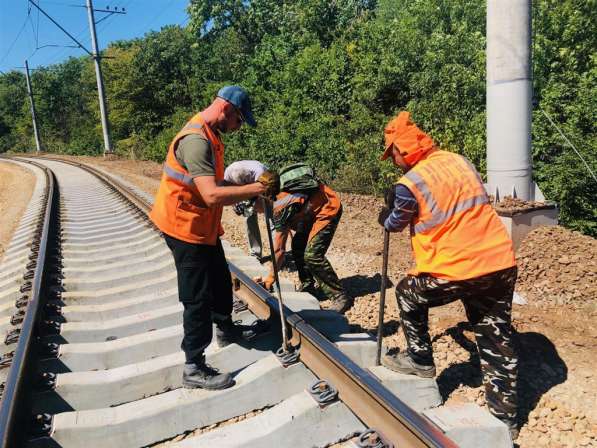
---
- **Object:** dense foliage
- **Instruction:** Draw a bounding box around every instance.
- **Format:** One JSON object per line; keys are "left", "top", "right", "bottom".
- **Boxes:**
{"left": 1, "top": 0, "right": 595, "bottom": 235}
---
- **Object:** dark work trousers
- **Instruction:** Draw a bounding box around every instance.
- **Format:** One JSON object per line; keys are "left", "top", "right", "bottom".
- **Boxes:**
{"left": 164, "top": 234, "right": 233, "bottom": 363}
{"left": 291, "top": 206, "right": 346, "bottom": 300}
{"left": 396, "top": 266, "right": 518, "bottom": 424}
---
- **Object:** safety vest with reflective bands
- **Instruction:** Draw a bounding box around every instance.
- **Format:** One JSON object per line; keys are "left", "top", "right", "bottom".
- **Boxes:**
{"left": 149, "top": 113, "right": 225, "bottom": 245}
{"left": 273, "top": 184, "right": 341, "bottom": 242}
{"left": 398, "top": 150, "right": 515, "bottom": 281}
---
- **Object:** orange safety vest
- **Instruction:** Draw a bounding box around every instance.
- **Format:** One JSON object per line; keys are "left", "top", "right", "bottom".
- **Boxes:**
{"left": 398, "top": 150, "right": 515, "bottom": 281}
{"left": 149, "top": 113, "right": 225, "bottom": 245}
{"left": 273, "top": 184, "right": 341, "bottom": 242}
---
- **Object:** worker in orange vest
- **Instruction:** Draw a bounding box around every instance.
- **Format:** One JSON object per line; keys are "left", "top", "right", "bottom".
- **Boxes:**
{"left": 260, "top": 166, "right": 353, "bottom": 314}
{"left": 150, "top": 86, "right": 279, "bottom": 391}
{"left": 378, "top": 112, "right": 519, "bottom": 439}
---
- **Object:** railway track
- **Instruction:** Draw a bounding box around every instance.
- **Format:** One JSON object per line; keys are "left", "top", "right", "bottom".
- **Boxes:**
{"left": 0, "top": 156, "right": 462, "bottom": 447}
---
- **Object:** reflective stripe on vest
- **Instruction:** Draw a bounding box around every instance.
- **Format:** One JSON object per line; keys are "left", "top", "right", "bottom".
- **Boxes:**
{"left": 274, "top": 192, "right": 308, "bottom": 211}
{"left": 183, "top": 123, "right": 204, "bottom": 131}
{"left": 404, "top": 170, "right": 488, "bottom": 234}
{"left": 163, "top": 164, "right": 194, "bottom": 186}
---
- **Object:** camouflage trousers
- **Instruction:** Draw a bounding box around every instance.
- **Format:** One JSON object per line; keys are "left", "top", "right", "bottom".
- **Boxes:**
{"left": 292, "top": 207, "right": 346, "bottom": 300}
{"left": 396, "top": 266, "right": 518, "bottom": 424}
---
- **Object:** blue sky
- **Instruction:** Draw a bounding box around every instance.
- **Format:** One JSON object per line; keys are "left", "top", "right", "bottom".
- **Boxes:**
{"left": 0, "top": 0, "right": 190, "bottom": 73}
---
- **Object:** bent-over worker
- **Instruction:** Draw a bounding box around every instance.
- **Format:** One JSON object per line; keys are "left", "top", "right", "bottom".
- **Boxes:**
{"left": 263, "top": 169, "right": 353, "bottom": 313}
{"left": 224, "top": 160, "right": 274, "bottom": 260}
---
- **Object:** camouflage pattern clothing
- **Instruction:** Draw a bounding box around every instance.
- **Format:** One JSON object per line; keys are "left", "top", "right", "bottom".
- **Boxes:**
{"left": 291, "top": 206, "right": 346, "bottom": 301}
{"left": 396, "top": 266, "right": 518, "bottom": 424}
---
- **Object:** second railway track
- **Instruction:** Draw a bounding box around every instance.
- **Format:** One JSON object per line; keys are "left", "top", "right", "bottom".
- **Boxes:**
{"left": 0, "top": 157, "right": 461, "bottom": 447}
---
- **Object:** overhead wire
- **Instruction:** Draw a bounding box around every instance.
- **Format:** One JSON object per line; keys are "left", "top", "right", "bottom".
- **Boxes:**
{"left": 539, "top": 107, "right": 597, "bottom": 184}
{"left": 0, "top": 12, "right": 31, "bottom": 67}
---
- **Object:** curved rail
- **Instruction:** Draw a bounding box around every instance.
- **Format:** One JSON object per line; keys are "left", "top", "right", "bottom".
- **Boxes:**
{"left": 1, "top": 155, "right": 457, "bottom": 447}
{"left": 0, "top": 158, "right": 56, "bottom": 447}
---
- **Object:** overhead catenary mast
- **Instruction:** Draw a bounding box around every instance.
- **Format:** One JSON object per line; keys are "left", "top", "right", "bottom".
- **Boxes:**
{"left": 24, "top": 60, "right": 42, "bottom": 153}
{"left": 486, "top": 0, "right": 535, "bottom": 201}
{"left": 86, "top": 0, "right": 112, "bottom": 155}
{"left": 27, "top": 0, "right": 125, "bottom": 156}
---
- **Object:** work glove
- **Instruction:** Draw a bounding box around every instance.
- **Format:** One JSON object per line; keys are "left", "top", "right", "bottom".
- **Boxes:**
{"left": 257, "top": 171, "right": 280, "bottom": 199}
{"left": 253, "top": 275, "right": 275, "bottom": 291}
{"left": 377, "top": 185, "right": 395, "bottom": 227}
{"left": 384, "top": 185, "right": 396, "bottom": 209}
{"left": 377, "top": 207, "right": 391, "bottom": 227}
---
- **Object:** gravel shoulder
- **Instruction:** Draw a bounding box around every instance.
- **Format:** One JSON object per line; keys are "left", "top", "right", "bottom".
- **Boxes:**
{"left": 9, "top": 154, "right": 597, "bottom": 448}
{"left": 0, "top": 160, "right": 35, "bottom": 262}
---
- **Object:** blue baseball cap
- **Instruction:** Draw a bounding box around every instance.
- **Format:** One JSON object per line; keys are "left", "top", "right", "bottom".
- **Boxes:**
{"left": 217, "top": 85, "right": 256, "bottom": 127}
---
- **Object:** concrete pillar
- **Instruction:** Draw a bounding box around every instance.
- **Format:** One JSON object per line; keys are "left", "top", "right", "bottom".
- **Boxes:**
{"left": 486, "top": 0, "right": 533, "bottom": 200}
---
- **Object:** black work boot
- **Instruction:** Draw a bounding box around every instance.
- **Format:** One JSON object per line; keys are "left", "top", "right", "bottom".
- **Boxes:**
{"left": 327, "top": 293, "right": 354, "bottom": 314}
{"left": 182, "top": 358, "right": 234, "bottom": 390}
{"left": 382, "top": 352, "right": 436, "bottom": 378}
{"left": 297, "top": 281, "right": 325, "bottom": 300}
{"left": 215, "top": 317, "right": 263, "bottom": 348}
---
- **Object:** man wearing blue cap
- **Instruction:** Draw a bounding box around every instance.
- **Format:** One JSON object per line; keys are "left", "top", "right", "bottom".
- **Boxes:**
{"left": 150, "top": 86, "right": 279, "bottom": 390}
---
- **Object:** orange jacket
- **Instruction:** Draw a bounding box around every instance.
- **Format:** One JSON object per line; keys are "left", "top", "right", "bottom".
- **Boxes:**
{"left": 149, "top": 113, "right": 225, "bottom": 245}
{"left": 273, "top": 184, "right": 341, "bottom": 241}
{"left": 399, "top": 150, "right": 515, "bottom": 280}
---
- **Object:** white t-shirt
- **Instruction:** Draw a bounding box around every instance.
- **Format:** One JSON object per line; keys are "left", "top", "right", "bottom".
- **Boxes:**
{"left": 224, "top": 160, "right": 267, "bottom": 185}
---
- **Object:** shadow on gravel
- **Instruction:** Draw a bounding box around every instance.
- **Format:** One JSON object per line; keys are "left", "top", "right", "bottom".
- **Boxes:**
{"left": 342, "top": 273, "right": 394, "bottom": 298}
{"left": 434, "top": 323, "right": 567, "bottom": 429}
{"left": 516, "top": 331, "right": 567, "bottom": 426}
{"left": 349, "top": 319, "right": 401, "bottom": 337}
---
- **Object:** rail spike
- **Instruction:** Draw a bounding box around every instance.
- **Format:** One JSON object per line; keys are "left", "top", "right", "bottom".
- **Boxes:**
{"left": 29, "top": 413, "right": 53, "bottom": 438}
{"left": 308, "top": 379, "right": 338, "bottom": 406}
{"left": 357, "top": 429, "right": 394, "bottom": 448}
{"left": 275, "top": 345, "right": 299, "bottom": 367}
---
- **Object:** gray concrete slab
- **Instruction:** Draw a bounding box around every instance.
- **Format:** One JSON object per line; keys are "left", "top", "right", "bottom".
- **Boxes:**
{"left": 60, "top": 273, "right": 177, "bottom": 304}
{"left": 296, "top": 309, "right": 350, "bottom": 338}
{"left": 61, "top": 216, "right": 140, "bottom": 232}
{"left": 369, "top": 365, "right": 442, "bottom": 412}
{"left": 64, "top": 225, "right": 150, "bottom": 244}
{"left": 52, "top": 303, "right": 182, "bottom": 343}
{"left": 61, "top": 230, "right": 158, "bottom": 251}
{"left": 423, "top": 403, "right": 513, "bottom": 448}
{"left": 43, "top": 311, "right": 258, "bottom": 372}
{"left": 61, "top": 248, "right": 170, "bottom": 278}
{"left": 33, "top": 333, "right": 281, "bottom": 413}
{"left": 173, "top": 391, "right": 364, "bottom": 448}
{"left": 63, "top": 259, "right": 175, "bottom": 291}
{"left": 41, "top": 355, "right": 317, "bottom": 448}
{"left": 61, "top": 234, "right": 163, "bottom": 258}
{"left": 61, "top": 290, "right": 179, "bottom": 321}
{"left": 41, "top": 325, "right": 183, "bottom": 372}
{"left": 333, "top": 333, "right": 377, "bottom": 368}
{"left": 61, "top": 240, "right": 167, "bottom": 267}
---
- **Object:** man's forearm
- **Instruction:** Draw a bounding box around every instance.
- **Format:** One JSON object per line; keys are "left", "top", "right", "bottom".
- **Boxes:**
{"left": 194, "top": 177, "right": 265, "bottom": 206}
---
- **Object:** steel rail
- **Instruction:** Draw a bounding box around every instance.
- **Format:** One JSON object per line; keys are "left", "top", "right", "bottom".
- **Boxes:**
{"left": 0, "top": 158, "right": 55, "bottom": 447}
{"left": 21, "top": 156, "right": 457, "bottom": 447}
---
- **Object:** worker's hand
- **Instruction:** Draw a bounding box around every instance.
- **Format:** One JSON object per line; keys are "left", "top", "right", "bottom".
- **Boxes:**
{"left": 257, "top": 171, "right": 280, "bottom": 199}
{"left": 377, "top": 207, "right": 391, "bottom": 227}
{"left": 263, "top": 274, "right": 275, "bottom": 290}
{"left": 253, "top": 275, "right": 275, "bottom": 291}
{"left": 384, "top": 185, "right": 396, "bottom": 208}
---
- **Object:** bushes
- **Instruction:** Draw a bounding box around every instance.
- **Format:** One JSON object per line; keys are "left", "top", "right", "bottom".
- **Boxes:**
{"left": 0, "top": 0, "right": 594, "bottom": 235}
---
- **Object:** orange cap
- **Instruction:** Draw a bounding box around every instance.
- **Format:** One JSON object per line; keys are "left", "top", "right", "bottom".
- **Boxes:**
{"left": 381, "top": 111, "right": 435, "bottom": 166}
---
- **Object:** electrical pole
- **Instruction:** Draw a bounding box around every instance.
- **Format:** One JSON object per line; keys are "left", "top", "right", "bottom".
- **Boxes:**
{"left": 24, "top": 60, "right": 42, "bottom": 153}
{"left": 27, "top": 0, "right": 125, "bottom": 157}
{"left": 486, "top": 0, "right": 534, "bottom": 200}
{"left": 86, "top": 0, "right": 113, "bottom": 155}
